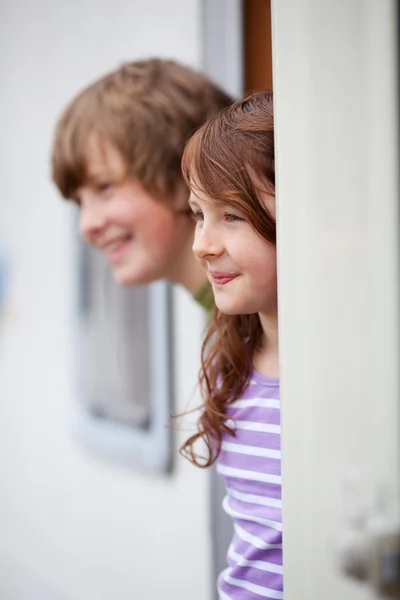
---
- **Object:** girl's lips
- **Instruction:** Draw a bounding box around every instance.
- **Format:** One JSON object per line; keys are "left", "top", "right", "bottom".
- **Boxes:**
{"left": 209, "top": 271, "right": 238, "bottom": 286}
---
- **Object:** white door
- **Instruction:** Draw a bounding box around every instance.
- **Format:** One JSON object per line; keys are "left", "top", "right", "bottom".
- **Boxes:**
{"left": 273, "top": 0, "right": 400, "bottom": 598}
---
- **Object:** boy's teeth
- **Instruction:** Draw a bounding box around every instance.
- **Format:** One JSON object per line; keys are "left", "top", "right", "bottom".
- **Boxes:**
{"left": 108, "top": 240, "right": 123, "bottom": 251}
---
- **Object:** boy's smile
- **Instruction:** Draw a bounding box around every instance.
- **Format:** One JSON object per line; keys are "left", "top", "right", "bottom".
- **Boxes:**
{"left": 100, "top": 234, "right": 133, "bottom": 265}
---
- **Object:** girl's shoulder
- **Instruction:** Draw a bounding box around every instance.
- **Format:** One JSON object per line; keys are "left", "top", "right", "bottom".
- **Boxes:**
{"left": 248, "top": 368, "right": 280, "bottom": 391}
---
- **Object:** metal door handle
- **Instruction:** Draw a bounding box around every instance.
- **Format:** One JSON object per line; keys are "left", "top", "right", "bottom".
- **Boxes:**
{"left": 337, "top": 518, "right": 400, "bottom": 597}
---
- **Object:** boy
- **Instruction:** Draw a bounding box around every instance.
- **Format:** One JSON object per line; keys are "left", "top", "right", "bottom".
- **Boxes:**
{"left": 51, "top": 58, "right": 233, "bottom": 309}
{"left": 51, "top": 58, "right": 233, "bottom": 594}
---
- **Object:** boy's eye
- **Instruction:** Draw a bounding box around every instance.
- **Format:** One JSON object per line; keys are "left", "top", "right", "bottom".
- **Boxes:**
{"left": 96, "top": 181, "right": 113, "bottom": 194}
{"left": 224, "top": 212, "right": 244, "bottom": 223}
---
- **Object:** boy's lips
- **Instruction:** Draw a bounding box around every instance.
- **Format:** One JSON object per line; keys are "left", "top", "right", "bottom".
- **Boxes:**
{"left": 209, "top": 271, "right": 238, "bottom": 286}
{"left": 101, "top": 235, "right": 132, "bottom": 263}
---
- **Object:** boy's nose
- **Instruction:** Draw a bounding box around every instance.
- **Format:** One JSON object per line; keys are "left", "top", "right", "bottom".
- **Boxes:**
{"left": 192, "top": 226, "right": 223, "bottom": 260}
{"left": 79, "top": 207, "right": 107, "bottom": 243}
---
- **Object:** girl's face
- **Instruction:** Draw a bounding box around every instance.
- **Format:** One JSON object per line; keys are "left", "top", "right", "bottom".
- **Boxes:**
{"left": 189, "top": 188, "right": 277, "bottom": 316}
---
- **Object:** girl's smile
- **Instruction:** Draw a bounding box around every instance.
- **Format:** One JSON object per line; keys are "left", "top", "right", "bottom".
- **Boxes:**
{"left": 208, "top": 270, "right": 239, "bottom": 286}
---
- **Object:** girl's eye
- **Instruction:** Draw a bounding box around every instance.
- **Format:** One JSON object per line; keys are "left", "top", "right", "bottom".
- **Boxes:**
{"left": 191, "top": 210, "right": 204, "bottom": 223}
{"left": 224, "top": 212, "right": 244, "bottom": 223}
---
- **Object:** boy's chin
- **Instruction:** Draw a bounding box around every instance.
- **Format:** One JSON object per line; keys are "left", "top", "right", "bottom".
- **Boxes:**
{"left": 113, "top": 265, "right": 157, "bottom": 287}
{"left": 113, "top": 266, "right": 140, "bottom": 287}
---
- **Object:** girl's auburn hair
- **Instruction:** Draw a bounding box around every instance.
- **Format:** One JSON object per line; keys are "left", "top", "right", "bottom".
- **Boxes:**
{"left": 180, "top": 90, "right": 275, "bottom": 467}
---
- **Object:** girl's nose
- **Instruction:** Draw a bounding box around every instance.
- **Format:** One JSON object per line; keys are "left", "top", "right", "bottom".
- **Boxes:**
{"left": 192, "top": 225, "right": 223, "bottom": 260}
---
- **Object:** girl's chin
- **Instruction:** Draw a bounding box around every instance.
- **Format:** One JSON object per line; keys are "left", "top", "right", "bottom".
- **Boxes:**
{"left": 215, "top": 304, "right": 242, "bottom": 316}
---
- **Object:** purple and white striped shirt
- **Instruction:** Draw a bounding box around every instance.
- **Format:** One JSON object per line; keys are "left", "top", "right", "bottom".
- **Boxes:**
{"left": 216, "top": 370, "right": 282, "bottom": 600}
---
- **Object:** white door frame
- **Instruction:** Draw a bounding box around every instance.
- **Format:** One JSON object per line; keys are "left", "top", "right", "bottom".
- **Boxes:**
{"left": 273, "top": 1, "right": 400, "bottom": 598}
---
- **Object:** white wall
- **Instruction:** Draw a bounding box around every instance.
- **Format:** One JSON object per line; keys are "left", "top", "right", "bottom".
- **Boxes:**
{"left": 0, "top": 1, "right": 211, "bottom": 599}
{"left": 273, "top": 1, "right": 400, "bottom": 598}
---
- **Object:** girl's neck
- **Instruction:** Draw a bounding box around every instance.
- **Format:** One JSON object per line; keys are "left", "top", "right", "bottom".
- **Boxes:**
{"left": 252, "top": 310, "right": 279, "bottom": 378}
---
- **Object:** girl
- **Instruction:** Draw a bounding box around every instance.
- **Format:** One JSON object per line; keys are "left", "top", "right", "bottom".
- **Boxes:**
{"left": 181, "top": 91, "right": 282, "bottom": 600}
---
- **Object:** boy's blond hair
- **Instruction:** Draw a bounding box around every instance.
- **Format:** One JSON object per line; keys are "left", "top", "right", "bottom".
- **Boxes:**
{"left": 51, "top": 58, "right": 233, "bottom": 202}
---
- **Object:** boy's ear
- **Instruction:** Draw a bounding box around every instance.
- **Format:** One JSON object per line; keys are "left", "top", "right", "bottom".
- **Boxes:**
{"left": 169, "top": 181, "right": 191, "bottom": 214}
{"left": 153, "top": 178, "right": 191, "bottom": 215}
{"left": 159, "top": 180, "right": 191, "bottom": 215}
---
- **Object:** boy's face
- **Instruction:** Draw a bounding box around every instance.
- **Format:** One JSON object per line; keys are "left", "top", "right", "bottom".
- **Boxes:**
{"left": 75, "top": 143, "right": 192, "bottom": 286}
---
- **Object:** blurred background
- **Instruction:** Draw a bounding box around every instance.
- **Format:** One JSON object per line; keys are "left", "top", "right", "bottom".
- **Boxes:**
{"left": 1, "top": 1, "right": 399, "bottom": 599}
{"left": 0, "top": 1, "right": 272, "bottom": 598}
